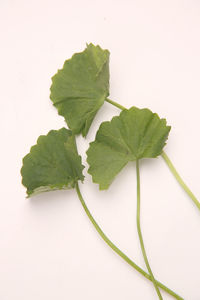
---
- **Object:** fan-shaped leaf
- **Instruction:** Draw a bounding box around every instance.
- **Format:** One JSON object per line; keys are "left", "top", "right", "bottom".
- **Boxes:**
{"left": 21, "top": 128, "right": 84, "bottom": 197}
{"left": 50, "top": 43, "right": 110, "bottom": 137}
{"left": 87, "top": 107, "right": 171, "bottom": 189}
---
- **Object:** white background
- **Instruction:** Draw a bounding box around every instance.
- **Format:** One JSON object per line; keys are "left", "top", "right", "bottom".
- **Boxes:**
{"left": 1, "top": 0, "right": 200, "bottom": 299}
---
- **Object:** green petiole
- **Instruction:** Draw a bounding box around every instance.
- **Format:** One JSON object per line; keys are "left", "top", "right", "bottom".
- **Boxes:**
{"left": 105, "top": 98, "right": 200, "bottom": 211}
{"left": 75, "top": 182, "right": 183, "bottom": 300}
{"left": 136, "top": 160, "right": 163, "bottom": 299}
{"left": 105, "top": 98, "right": 127, "bottom": 111}
{"left": 161, "top": 151, "right": 200, "bottom": 211}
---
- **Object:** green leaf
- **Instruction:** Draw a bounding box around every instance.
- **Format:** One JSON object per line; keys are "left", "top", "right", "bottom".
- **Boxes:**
{"left": 21, "top": 128, "right": 84, "bottom": 197}
{"left": 87, "top": 107, "right": 171, "bottom": 190}
{"left": 50, "top": 43, "right": 110, "bottom": 137}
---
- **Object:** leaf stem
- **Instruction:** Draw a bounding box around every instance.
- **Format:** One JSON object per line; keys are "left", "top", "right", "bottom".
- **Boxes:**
{"left": 105, "top": 98, "right": 127, "bottom": 111}
{"left": 162, "top": 151, "right": 200, "bottom": 211}
{"left": 75, "top": 182, "right": 183, "bottom": 299}
{"left": 136, "top": 160, "right": 163, "bottom": 299}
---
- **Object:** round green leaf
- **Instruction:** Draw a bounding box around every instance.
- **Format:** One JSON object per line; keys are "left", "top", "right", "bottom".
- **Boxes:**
{"left": 50, "top": 43, "right": 110, "bottom": 137}
{"left": 87, "top": 107, "right": 171, "bottom": 190}
{"left": 21, "top": 128, "right": 84, "bottom": 197}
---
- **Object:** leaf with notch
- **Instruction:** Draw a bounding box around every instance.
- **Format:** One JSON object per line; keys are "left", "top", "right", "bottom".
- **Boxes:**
{"left": 50, "top": 43, "right": 110, "bottom": 137}
{"left": 21, "top": 128, "right": 84, "bottom": 197}
{"left": 87, "top": 107, "right": 171, "bottom": 190}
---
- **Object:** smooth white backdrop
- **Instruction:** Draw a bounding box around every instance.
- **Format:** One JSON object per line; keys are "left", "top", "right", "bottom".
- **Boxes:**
{"left": 0, "top": 0, "right": 200, "bottom": 299}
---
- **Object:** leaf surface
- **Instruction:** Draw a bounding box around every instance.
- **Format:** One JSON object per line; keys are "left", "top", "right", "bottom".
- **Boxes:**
{"left": 87, "top": 107, "right": 171, "bottom": 189}
{"left": 21, "top": 128, "right": 84, "bottom": 197}
{"left": 50, "top": 43, "right": 110, "bottom": 137}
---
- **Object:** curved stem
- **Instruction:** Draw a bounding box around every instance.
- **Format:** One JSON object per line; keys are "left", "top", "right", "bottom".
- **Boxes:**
{"left": 136, "top": 160, "right": 163, "bottom": 299}
{"left": 75, "top": 183, "right": 183, "bottom": 299}
{"left": 162, "top": 151, "right": 200, "bottom": 211}
{"left": 106, "top": 98, "right": 200, "bottom": 213}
